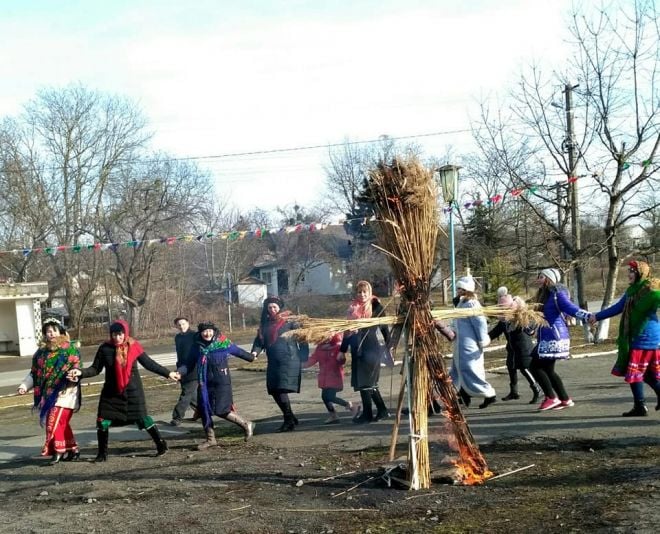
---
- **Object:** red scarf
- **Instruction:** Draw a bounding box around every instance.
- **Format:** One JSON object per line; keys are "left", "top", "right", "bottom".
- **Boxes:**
{"left": 259, "top": 311, "right": 291, "bottom": 346}
{"left": 110, "top": 320, "right": 144, "bottom": 393}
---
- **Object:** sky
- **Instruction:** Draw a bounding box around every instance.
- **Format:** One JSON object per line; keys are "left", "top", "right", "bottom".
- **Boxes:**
{"left": 0, "top": 0, "right": 575, "bottom": 217}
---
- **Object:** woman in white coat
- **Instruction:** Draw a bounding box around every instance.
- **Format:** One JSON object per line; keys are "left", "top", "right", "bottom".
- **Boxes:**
{"left": 450, "top": 276, "right": 497, "bottom": 409}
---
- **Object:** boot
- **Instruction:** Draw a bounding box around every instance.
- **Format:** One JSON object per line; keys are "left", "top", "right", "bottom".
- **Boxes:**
{"left": 354, "top": 390, "right": 374, "bottom": 424}
{"left": 479, "top": 396, "right": 497, "bottom": 409}
{"left": 197, "top": 428, "right": 218, "bottom": 450}
{"left": 63, "top": 450, "right": 80, "bottom": 462}
{"left": 49, "top": 453, "right": 64, "bottom": 465}
{"left": 458, "top": 388, "right": 472, "bottom": 408}
{"left": 502, "top": 384, "right": 519, "bottom": 401}
{"left": 372, "top": 389, "right": 390, "bottom": 421}
{"left": 529, "top": 383, "right": 541, "bottom": 404}
{"left": 224, "top": 412, "right": 255, "bottom": 441}
{"left": 622, "top": 401, "right": 648, "bottom": 417}
{"left": 94, "top": 428, "right": 109, "bottom": 462}
{"left": 147, "top": 425, "right": 169, "bottom": 455}
{"left": 278, "top": 414, "right": 295, "bottom": 432}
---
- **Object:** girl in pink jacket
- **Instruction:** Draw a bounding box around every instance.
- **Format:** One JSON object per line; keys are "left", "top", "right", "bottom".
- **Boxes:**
{"left": 304, "top": 333, "right": 359, "bottom": 424}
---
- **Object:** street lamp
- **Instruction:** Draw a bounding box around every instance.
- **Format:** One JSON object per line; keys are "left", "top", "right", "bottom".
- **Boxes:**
{"left": 437, "top": 164, "right": 461, "bottom": 299}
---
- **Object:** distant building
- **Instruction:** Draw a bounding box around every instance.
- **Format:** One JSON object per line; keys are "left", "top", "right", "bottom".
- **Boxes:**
{"left": 0, "top": 282, "right": 49, "bottom": 356}
{"left": 235, "top": 277, "right": 268, "bottom": 308}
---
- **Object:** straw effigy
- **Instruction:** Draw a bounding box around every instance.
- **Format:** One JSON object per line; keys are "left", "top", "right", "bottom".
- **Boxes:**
{"left": 359, "top": 156, "right": 487, "bottom": 488}
{"left": 285, "top": 156, "right": 544, "bottom": 488}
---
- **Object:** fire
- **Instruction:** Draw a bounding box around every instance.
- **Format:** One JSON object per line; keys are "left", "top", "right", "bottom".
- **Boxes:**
{"left": 452, "top": 459, "right": 493, "bottom": 486}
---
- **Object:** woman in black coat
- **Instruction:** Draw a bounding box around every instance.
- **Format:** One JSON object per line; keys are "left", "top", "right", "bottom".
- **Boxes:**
{"left": 339, "top": 281, "right": 391, "bottom": 424}
{"left": 488, "top": 288, "right": 540, "bottom": 404}
{"left": 68, "top": 320, "right": 179, "bottom": 461}
{"left": 180, "top": 322, "right": 255, "bottom": 449}
{"left": 251, "top": 297, "right": 309, "bottom": 432}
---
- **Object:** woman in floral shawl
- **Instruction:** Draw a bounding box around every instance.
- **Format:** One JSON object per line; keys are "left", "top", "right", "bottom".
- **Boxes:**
{"left": 590, "top": 260, "right": 660, "bottom": 416}
{"left": 17, "top": 318, "right": 81, "bottom": 464}
{"left": 179, "top": 322, "right": 255, "bottom": 450}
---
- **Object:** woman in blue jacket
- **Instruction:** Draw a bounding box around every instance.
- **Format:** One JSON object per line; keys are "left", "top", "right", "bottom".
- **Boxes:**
{"left": 532, "top": 269, "right": 590, "bottom": 411}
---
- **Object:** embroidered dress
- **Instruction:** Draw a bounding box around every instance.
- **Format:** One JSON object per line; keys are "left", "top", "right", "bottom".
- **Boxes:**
{"left": 20, "top": 337, "right": 81, "bottom": 456}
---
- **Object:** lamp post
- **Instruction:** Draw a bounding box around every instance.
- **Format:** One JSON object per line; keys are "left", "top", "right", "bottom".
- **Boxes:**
{"left": 437, "top": 165, "right": 461, "bottom": 300}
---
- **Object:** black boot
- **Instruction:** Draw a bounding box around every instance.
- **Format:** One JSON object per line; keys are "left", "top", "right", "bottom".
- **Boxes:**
{"left": 354, "top": 390, "right": 374, "bottom": 424}
{"left": 278, "top": 414, "right": 295, "bottom": 432}
{"left": 147, "top": 425, "right": 169, "bottom": 455}
{"left": 372, "top": 389, "right": 390, "bottom": 421}
{"left": 94, "top": 428, "right": 109, "bottom": 462}
{"left": 529, "top": 383, "right": 541, "bottom": 404}
{"left": 622, "top": 401, "right": 648, "bottom": 417}
{"left": 458, "top": 388, "right": 472, "bottom": 408}
{"left": 63, "top": 450, "right": 80, "bottom": 462}
{"left": 479, "top": 396, "right": 497, "bottom": 409}
{"left": 224, "top": 412, "right": 255, "bottom": 441}
{"left": 502, "top": 384, "right": 520, "bottom": 401}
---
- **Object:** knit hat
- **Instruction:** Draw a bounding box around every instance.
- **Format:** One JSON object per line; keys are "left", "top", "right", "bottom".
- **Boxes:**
{"left": 496, "top": 286, "right": 513, "bottom": 306}
{"left": 539, "top": 268, "right": 561, "bottom": 284}
{"left": 263, "top": 296, "right": 284, "bottom": 310}
{"left": 456, "top": 276, "right": 476, "bottom": 292}
{"left": 197, "top": 321, "right": 218, "bottom": 333}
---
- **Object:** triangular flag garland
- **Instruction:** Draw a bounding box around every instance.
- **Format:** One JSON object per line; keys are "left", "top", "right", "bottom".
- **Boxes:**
{"left": 1, "top": 159, "right": 654, "bottom": 257}
{"left": 0, "top": 223, "right": 335, "bottom": 257}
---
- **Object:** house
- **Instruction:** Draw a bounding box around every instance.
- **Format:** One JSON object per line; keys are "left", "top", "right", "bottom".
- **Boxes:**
{"left": 0, "top": 281, "right": 49, "bottom": 356}
{"left": 249, "top": 225, "right": 353, "bottom": 297}
{"left": 236, "top": 277, "right": 268, "bottom": 308}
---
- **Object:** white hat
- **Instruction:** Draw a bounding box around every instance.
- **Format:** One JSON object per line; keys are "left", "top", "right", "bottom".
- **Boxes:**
{"left": 496, "top": 286, "right": 509, "bottom": 298}
{"left": 539, "top": 268, "right": 561, "bottom": 284}
{"left": 456, "top": 276, "right": 476, "bottom": 292}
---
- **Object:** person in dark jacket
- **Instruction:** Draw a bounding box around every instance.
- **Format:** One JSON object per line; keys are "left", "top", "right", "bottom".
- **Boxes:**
{"left": 339, "top": 281, "right": 391, "bottom": 424}
{"left": 169, "top": 317, "right": 198, "bottom": 426}
{"left": 251, "top": 297, "right": 309, "bottom": 432}
{"left": 489, "top": 287, "right": 541, "bottom": 404}
{"left": 180, "top": 322, "right": 256, "bottom": 449}
{"left": 68, "top": 320, "right": 179, "bottom": 461}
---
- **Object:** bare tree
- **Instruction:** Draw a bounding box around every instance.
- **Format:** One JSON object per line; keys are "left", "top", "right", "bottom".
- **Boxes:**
{"left": 100, "top": 156, "right": 213, "bottom": 332}
{"left": 473, "top": 1, "right": 660, "bottom": 340}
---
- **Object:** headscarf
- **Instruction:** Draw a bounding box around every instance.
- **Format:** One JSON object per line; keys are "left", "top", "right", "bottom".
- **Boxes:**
{"left": 31, "top": 331, "right": 80, "bottom": 426}
{"left": 615, "top": 261, "right": 660, "bottom": 369}
{"left": 347, "top": 281, "right": 374, "bottom": 319}
{"left": 109, "top": 320, "right": 145, "bottom": 394}
{"left": 197, "top": 322, "right": 219, "bottom": 347}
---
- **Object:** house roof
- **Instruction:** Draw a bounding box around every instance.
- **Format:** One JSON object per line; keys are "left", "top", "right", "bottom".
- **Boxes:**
{"left": 237, "top": 276, "right": 267, "bottom": 286}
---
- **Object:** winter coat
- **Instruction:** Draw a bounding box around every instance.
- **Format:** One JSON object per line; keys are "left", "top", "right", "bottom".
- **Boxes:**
{"left": 304, "top": 335, "right": 345, "bottom": 390}
{"left": 252, "top": 320, "right": 309, "bottom": 395}
{"left": 537, "top": 285, "right": 590, "bottom": 360}
{"left": 450, "top": 297, "right": 495, "bottom": 397}
{"left": 174, "top": 330, "right": 198, "bottom": 384}
{"left": 81, "top": 342, "right": 171, "bottom": 424}
{"left": 180, "top": 333, "right": 254, "bottom": 417}
{"left": 340, "top": 299, "right": 390, "bottom": 391}
{"left": 489, "top": 320, "right": 536, "bottom": 370}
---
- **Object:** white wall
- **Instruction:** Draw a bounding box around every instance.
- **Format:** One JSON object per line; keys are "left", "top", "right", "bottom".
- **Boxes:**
{"left": 237, "top": 284, "right": 267, "bottom": 308}
{"left": 0, "top": 301, "right": 18, "bottom": 352}
{"left": 15, "top": 299, "right": 40, "bottom": 356}
{"left": 290, "top": 262, "right": 350, "bottom": 296}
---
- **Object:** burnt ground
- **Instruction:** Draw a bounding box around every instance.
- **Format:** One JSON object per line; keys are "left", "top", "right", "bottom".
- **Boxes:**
{"left": 1, "top": 352, "right": 659, "bottom": 533}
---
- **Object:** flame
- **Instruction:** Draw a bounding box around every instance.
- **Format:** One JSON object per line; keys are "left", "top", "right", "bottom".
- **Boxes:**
{"left": 452, "top": 459, "right": 493, "bottom": 486}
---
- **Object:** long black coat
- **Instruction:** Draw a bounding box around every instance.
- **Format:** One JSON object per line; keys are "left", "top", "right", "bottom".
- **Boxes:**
{"left": 174, "top": 330, "right": 197, "bottom": 384}
{"left": 252, "top": 321, "right": 309, "bottom": 395}
{"left": 340, "top": 299, "right": 390, "bottom": 391}
{"left": 81, "top": 342, "right": 171, "bottom": 424}
{"left": 488, "top": 320, "right": 536, "bottom": 370}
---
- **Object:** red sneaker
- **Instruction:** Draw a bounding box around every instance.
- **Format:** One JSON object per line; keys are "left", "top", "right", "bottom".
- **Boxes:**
{"left": 538, "top": 397, "right": 561, "bottom": 411}
{"left": 553, "top": 399, "right": 575, "bottom": 410}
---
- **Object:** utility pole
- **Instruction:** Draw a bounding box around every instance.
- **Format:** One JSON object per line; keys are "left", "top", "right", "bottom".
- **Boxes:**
{"left": 564, "top": 83, "right": 591, "bottom": 340}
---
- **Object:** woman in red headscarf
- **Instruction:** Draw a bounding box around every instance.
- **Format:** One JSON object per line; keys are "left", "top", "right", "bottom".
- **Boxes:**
{"left": 68, "top": 320, "right": 179, "bottom": 461}
{"left": 589, "top": 260, "right": 660, "bottom": 416}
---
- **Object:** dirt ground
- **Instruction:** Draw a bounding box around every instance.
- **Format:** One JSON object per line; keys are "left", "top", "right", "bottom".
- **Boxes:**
{"left": 2, "top": 350, "right": 659, "bottom": 533}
